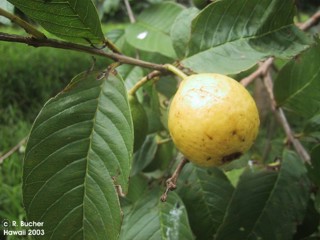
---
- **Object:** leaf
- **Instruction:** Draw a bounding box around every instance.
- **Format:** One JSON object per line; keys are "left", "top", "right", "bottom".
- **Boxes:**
{"left": 177, "top": 164, "right": 234, "bottom": 239}
{"left": 124, "top": 2, "right": 184, "bottom": 58}
{"left": 304, "top": 114, "right": 320, "bottom": 135}
{"left": 214, "top": 150, "right": 311, "bottom": 240}
{"left": 293, "top": 199, "right": 320, "bottom": 240}
{"left": 306, "top": 145, "right": 320, "bottom": 186}
{"left": 119, "top": 188, "right": 194, "bottom": 240}
{"left": 116, "top": 64, "right": 144, "bottom": 101}
{"left": 181, "top": 0, "right": 311, "bottom": 74}
{"left": 274, "top": 43, "right": 320, "bottom": 117}
{"left": 23, "top": 71, "right": 133, "bottom": 239}
{"left": 8, "top": 0, "right": 105, "bottom": 44}
{"left": 130, "top": 134, "right": 158, "bottom": 176}
{"left": 170, "top": 7, "right": 199, "bottom": 59}
{"left": 0, "top": 0, "right": 14, "bottom": 25}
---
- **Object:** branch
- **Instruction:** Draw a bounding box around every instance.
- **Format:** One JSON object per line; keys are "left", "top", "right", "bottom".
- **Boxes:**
{"left": 299, "top": 11, "right": 320, "bottom": 31}
{"left": 0, "top": 32, "right": 167, "bottom": 71}
{"left": 161, "top": 158, "right": 189, "bottom": 202}
{"left": 128, "top": 70, "right": 161, "bottom": 95}
{"left": 240, "top": 57, "right": 274, "bottom": 87}
{"left": 124, "top": 0, "right": 136, "bottom": 23}
{"left": 263, "top": 72, "right": 311, "bottom": 164}
{"left": 0, "top": 137, "right": 27, "bottom": 164}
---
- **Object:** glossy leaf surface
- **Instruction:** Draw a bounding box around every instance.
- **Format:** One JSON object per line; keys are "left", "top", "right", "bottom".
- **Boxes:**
{"left": 274, "top": 43, "right": 320, "bottom": 117}
{"left": 8, "top": 0, "right": 105, "bottom": 43}
{"left": 125, "top": 2, "right": 184, "bottom": 58}
{"left": 119, "top": 188, "right": 194, "bottom": 240}
{"left": 181, "top": 0, "right": 310, "bottom": 74}
{"left": 215, "top": 150, "right": 310, "bottom": 240}
{"left": 23, "top": 71, "right": 133, "bottom": 239}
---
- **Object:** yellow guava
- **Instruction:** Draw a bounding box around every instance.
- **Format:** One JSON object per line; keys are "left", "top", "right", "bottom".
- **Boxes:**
{"left": 168, "top": 73, "right": 260, "bottom": 167}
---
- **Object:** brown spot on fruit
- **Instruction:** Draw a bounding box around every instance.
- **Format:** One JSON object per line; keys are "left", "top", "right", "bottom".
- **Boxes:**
{"left": 222, "top": 152, "right": 242, "bottom": 163}
{"left": 206, "top": 156, "right": 212, "bottom": 161}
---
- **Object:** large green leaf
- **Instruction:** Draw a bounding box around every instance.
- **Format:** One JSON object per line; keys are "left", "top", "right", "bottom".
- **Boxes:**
{"left": 177, "top": 164, "right": 234, "bottom": 239}
{"left": 170, "top": 7, "right": 199, "bottom": 59}
{"left": 274, "top": 43, "right": 320, "bottom": 117}
{"left": 215, "top": 150, "right": 311, "bottom": 240}
{"left": 119, "top": 188, "right": 194, "bottom": 240}
{"left": 124, "top": 2, "right": 184, "bottom": 58}
{"left": 8, "top": 0, "right": 105, "bottom": 44}
{"left": 181, "top": 0, "right": 311, "bottom": 74}
{"left": 23, "top": 71, "right": 133, "bottom": 239}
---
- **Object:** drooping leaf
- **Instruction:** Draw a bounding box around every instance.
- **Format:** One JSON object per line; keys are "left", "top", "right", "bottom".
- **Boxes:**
{"left": 303, "top": 114, "right": 320, "bottom": 141}
{"left": 123, "top": 174, "right": 149, "bottom": 205}
{"left": 274, "top": 44, "right": 320, "bottom": 117}
{"left": 131, "top": 134, "right": 158, "bottom": 176}
{"left": 144, "top": 84, "right": 164, "bottom": 133}
{"left": 293, "top": 199, "right": 320, "bottom": 240}
{"left": 23, "top": 71, "right": 133, "bottom": 239}
{"left": 116, "top": 64, "right": 144, "bottom": 101}
{"left": 124, "top": 2, "right": 184, "bottom": 58}
{"left": 170, "top": 7, "right": 199, "bottom": 59}
{"left": 215, "top": 150, "right": 311, "bottom": 240}
{"left": 119, "top": 188, "right": 194, "bottom": 240}
{"left": 177, "top": 164, "right": 234, "bottom": 239}
{"left": 181, "top": 0, "right": 311, "bottom": 74}
{"left": 8, "top": 0, "right": 105, "bottom": 44}
{"left": 306, "top": 145, "right": 320, "bottom": 186}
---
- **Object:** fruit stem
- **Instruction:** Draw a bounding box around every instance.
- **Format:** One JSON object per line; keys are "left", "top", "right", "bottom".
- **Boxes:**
{"left": 160, "top": 157, "right": 189, "bottom": 202}
{"left": 128, "top": 70, "right": 161, "bottom": 96}
{"left": 163, "top": 64, "right": 188, "bottom": 80}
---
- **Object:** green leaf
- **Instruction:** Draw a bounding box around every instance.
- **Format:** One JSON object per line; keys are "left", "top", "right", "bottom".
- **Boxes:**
{"left": 181, "top": 0, "right": 311, "bottom": 74}
{"left": 8, "top": 0, "right": 105, "bottom": 44}
{"left": 170, "top": 7, "right": 199, "bottom": 59}
{"left": 123, "top": 174, "right": 149, "bottom": 205}
{"left": 131, "top": 134, "right": 158, "bottom": 176}
{"left": 303, "top": 114, "right": 320, "bottom": 141}
{"left": 307, "top": 145, "right": 320, "bottom": 186}
{"left": 215, "top": 150, "right": 311, "bottom": 240}
{"left": 177, "top": 164, "right": 234, "bottom": 239}
{"left": 274, "top": 44, "right": 320, "bottom": 117}
{"left": 119, "top": 188, "right": 194, "bottom": 240}
{"left": 124, "top": 2, "right": 184, "bottom": 58}
{"left": 116, "top": 65, "right": 144, "bottom": 101}
{"left": 23, "top": 71, "right": 133, "bottom": 239}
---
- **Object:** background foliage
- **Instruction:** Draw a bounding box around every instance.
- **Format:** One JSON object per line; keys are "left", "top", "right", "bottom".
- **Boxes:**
{"left": 1, "top": 0, "right": 320, "bottom": 239}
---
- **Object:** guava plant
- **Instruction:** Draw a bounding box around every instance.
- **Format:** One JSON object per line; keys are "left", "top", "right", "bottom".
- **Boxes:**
{"left": 1, "top": 0, "right": 320, "bottom": 239}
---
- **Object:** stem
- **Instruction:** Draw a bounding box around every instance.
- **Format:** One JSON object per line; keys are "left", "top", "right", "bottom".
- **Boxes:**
{"left": 0, "top": 32, "right": 167, "bottom": 71}
{"left": 103, "top": 38, "right": 122, "bottom": 54}
{"left": 0, "top": 137, "right": 27, "bottom": 164}
{"left": 124, "top": 0, "right": 136, "bottom": 23}
{"left": 128, "top": 70, "right": 161, "bottom": 95}
{"left": 0, "top": 8, "right": 46, "bottom": 39}
{"left": 164, "top": 64, "right": 188, "bottom": 80}
{"left": 160, "top": 158, "right": 189, "bottom": 202}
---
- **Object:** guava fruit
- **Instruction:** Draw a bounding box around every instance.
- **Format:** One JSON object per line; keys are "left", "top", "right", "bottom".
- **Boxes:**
{"left": 128, "top": 94, "right": 148, "bottom": 152}
{"left": 168, "top": 73, "right": 260, "bottom": 167}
